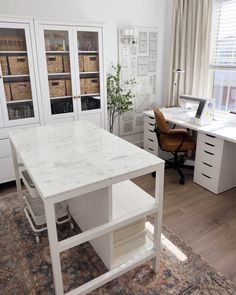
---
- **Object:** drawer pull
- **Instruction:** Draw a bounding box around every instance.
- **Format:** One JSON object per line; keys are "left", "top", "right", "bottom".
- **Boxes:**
{"left": 148, "top": 139, "right": 154, "bottom": 142}
{"left": 148, "top": 116, "right": 154, "bottom": 119}
{"left": 203, "top": 162, "right": 213, "bottom": 168}
{"left": 205, "top": 142, "right": 215, "bottom": 147}
{"left": 204, "top": 150, "right": 214, "bottom": 155}
{"left": 206, "top": 134, "right": 216, "bottom": 139}
{"left": 149, "top": 123, "right": 154, "bottom": 126}
{"left": 148, "top": 129, "right": 154, "bottom": 133}
{"left": 201, "top": 173, "right": 212, "bottom": 179}
{"left": 148, "top": 147, "right": 154, "bottom": 151}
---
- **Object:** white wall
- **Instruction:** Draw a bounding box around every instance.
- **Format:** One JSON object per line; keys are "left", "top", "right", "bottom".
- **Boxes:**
{"left": 1, "top": 0, "right": 172, "bottom": 142}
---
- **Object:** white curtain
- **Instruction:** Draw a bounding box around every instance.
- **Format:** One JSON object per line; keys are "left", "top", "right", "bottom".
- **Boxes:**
{"left": 167, "top": 0, "right": 213, "bottom": 106}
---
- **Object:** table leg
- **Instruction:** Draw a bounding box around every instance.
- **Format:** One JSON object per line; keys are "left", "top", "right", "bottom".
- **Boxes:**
{"left": 44, "top": 199, "right": 64, "bottom": 295}
{"left": 11, "top": 142, "right": 24, "bottom": 215}
{"left": 152, "top": 166, "right": 164, "bottom": 273}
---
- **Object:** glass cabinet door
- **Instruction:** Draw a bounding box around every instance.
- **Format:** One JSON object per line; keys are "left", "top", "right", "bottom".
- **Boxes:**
{"left": 77, "top": 30, "right": 102, "bottom": 112}
{"left": 42, "top": 29, "right": 75, "bottom": 119}
{"left": 0, "top": 24, "right": 40, "bottom": 126}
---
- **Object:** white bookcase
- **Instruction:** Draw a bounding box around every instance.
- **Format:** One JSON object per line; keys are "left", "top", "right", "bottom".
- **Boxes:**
{"left": 0, "top": 17, "right": 107, "bottom": 184}
{"left": 0, "top": 17, "right": 42, "bottom": 183}
{"left": 35, "top": 20, "right": 106, "bottom": 127}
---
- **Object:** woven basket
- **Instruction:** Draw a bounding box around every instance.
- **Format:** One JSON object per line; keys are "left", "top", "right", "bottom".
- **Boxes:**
{"left": 49, "top": 80, "right": 66, "bottom": 97}
{"left": 11, "top": 82, "right": 32, "bottom": 100}
{"left": 0, "top": 35, "right": 26, "bottom": 51}
{"left": 47, "top": 55, "right": 63, "bottom": 73}
{"left": 79, "top": 56, "right": 84, "bottom": 72}
{"left": 86, "top": 78, "right": 100, "bottom": 94}
{"left": 83, "top": 55, "right": 99, "bottom": 72}
{"left": 8, "top": 56, "right": 29, "bottom": 75}
{"left": 80, "top": 79, "right": 86, "bottom": 94}
{"left": 0, "top": 56, "right": 9, "bottom": 76}
{"left": 4, "top": 82, "right": 11, "bottom": 101}
{"left": 65, "top": 79, "right": 72, "bottom": 96}
{"left": 63, "top": 55, "right": 70, "bottom": 73}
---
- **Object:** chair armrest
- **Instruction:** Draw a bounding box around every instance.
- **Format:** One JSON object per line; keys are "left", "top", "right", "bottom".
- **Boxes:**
{"left": 169, "top": 128, "right": 188, "bottom": 135}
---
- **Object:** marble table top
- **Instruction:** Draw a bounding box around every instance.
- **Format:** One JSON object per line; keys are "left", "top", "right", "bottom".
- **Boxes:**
{"left": 9, "top": 121, "right": 164, "bottom": 199}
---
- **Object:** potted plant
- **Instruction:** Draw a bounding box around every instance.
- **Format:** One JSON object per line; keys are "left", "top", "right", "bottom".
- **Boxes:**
{"left": 107, "top": 64, "right": 135, "bottom": 133}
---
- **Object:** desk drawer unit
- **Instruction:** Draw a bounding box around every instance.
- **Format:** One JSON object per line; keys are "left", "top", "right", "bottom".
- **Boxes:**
{"left": 144, "top": 115, "right": 158, "bottom": 155}
{"left": 0, "top": 138, "right": 15, "bottom": 183}
{"left": 194, "top": 132, "right": 236, "bottom": 194}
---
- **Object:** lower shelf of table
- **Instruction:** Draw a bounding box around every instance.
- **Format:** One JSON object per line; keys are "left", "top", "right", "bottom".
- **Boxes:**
{"left": 113, "top": 235, "right": 153, "bottom": 269}
{"left": 68, "top": 179, "right": 157, "bottom": 270}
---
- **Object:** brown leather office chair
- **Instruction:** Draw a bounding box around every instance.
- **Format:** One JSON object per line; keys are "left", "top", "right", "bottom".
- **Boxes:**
{"left": 154, "top": 108, "right": 195, "bottom": 184}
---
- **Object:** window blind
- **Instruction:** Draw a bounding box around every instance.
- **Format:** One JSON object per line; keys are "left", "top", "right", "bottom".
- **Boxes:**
{"left": 210, "top": 0, "right": 236, "bottom": 69}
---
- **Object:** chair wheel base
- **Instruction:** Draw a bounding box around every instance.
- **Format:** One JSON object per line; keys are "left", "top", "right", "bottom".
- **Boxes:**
{"left": 179, "top": 179, "right": 185, "bottom": 185}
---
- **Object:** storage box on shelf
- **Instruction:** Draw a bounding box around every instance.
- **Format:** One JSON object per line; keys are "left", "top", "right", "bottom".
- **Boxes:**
{"left": 10, "top": 82, "right": 32, "bottom": 100}
{"left": 83, "top": 55, "right": 99, "bottom": 72}
{"left": 4, "top": 82, "right": 11, "bottom": 101}
{"left": 8, "top": 56, "right": 29, "bottom": 75}
{"left": 0, "top": 56, "right": 9, "bottom": 75}
{"left": 46, "top": 55, "right": 63, "bottom": 73}
{"left": 63, "top": 55, "right": 70, "bottom": 73}
{"left": 80, "top": 77, "right": 100, "bottom": 94}
{"left": 0, "top": 35, "right": 26, "bottom": 51}
{"left": 80, "top": 78, "right": 86, "bottom": 94}
{"left": 65, "top": 79, "right": 72, "bottom": 96}
{"left": 49, "top": 79, "right": 66, "bottom": 97}
{"left": 79, "top": 55, "right": 84, "bottom": 72}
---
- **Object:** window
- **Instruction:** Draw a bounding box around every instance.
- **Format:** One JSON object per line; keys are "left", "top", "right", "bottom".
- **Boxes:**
{"left": 210, "top": 0, "right": 236, "bottom": 111}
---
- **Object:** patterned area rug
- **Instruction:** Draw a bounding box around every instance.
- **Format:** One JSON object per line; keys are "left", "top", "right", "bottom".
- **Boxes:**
{"left": 1, "top": 192, "right": 236, "bottom": 295}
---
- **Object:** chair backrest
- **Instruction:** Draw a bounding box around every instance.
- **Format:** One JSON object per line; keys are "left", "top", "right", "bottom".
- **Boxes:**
{"left": 154, "top": 108, "right": 169, "bottom": 134}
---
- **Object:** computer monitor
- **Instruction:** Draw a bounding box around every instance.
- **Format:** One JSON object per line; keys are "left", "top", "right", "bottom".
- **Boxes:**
{"left": 179, "top": 95, "right": 215, "bottom": 126}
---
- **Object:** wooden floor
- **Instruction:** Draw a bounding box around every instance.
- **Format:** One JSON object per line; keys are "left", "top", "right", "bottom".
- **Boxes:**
{"left": 1, "top": 169, "right": 236, "bottom": 284}
{"left": 133, "top": 168, "right": 236, "bottom": 285}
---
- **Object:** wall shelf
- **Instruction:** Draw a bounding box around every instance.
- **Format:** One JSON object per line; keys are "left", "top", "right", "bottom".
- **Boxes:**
{"left": 7, "top": 99, "right": 32, "bottom": 104}
{"left": 0, "top": 51, "right": 27, "bottom": 54}
{"left": 80, "top": 71, "right": 99, "bottom": 75}
{"left": 78, "top": 51, "right": 99, "bottom": 54}
{"left": 48, "top": 72, "right": 71, "bottom": 76}
{"left": 3, "top": 74, "right": 30, "bottom": 79}
{"left": 45, "top": 51, "right": 69, "bottom": 54}
{"left": 50, "top": 96, "right": 72, "bottom": 100}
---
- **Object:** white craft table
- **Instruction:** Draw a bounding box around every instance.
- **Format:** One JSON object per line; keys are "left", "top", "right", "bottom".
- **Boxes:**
{"left": 9, "top": 121, "right": 164, "bottom": 295}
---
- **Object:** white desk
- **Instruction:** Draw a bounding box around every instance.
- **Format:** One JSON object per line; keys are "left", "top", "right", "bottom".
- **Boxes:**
{"left": 143, "top": 109, "right": 236, "bottom": 194}
{"left": 9, "top": 120, "right": 164, "bottom": 295}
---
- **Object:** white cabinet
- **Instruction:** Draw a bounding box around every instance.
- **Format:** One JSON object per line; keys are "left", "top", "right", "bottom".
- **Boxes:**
{"left": 35, "top": 21, "right": 105, "bottom": 128}
{"left": 0, "top": 18, "right": 107, "bottom": 184}
{"left": 0, "top": 18, "right": 42, "bottom": 184}
{"left": 143, "top": 112, "right": 171, "bottom": 160}
{"left": 194, "top": 132, "right": 236, "bottom": 194}
{"left": 0, "top": 20, "right": 41, "bottom": 127}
